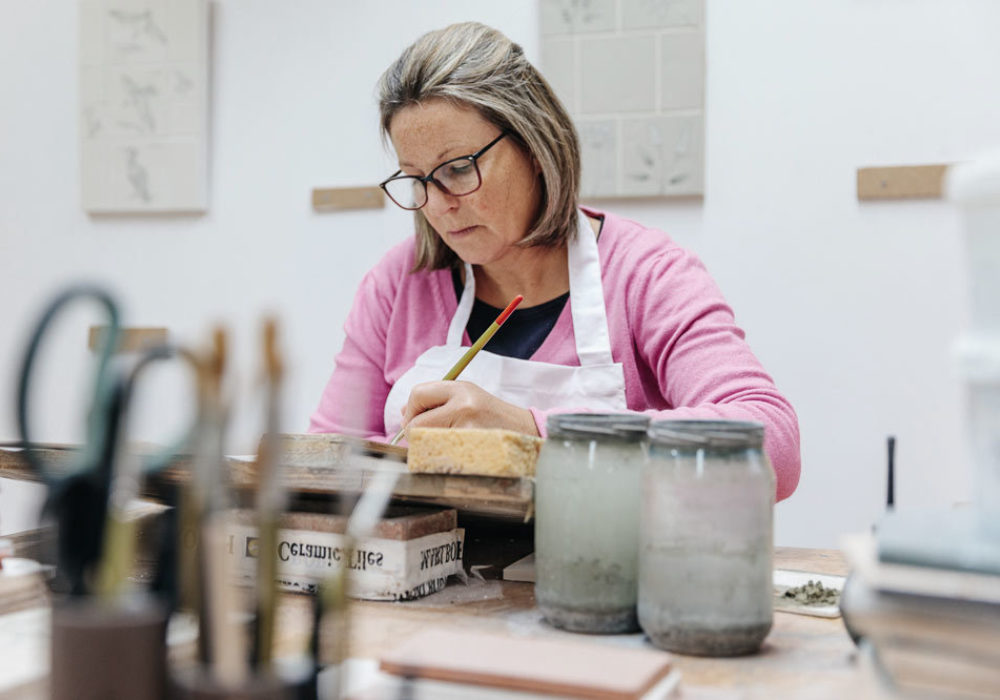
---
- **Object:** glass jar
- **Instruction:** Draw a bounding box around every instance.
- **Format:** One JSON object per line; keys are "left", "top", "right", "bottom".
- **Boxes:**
{"left": 639, "top": 420, "right": 775, "bottom": 656}
{"left": 534, "top": 413, "right": 650, "bottom": 633}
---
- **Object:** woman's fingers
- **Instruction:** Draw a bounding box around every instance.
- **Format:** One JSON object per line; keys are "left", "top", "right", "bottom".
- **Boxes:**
{"left": 400, "top": 381, "right": 538, "bottom": 435}
{"left": 401, "top": 381, "right": 474, "bottom": 426}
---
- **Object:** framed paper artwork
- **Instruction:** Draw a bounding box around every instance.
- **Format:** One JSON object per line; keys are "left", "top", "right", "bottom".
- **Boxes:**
{"left": 79, "top": 0, "right": 209, "bottom": 213}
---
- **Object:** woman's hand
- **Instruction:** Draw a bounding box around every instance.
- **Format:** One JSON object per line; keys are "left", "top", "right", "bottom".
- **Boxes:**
{"left": 400, "top": 380, "right": 540, "bottom": 437}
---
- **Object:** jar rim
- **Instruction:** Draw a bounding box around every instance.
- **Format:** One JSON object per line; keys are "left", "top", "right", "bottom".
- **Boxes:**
{"left": 647, "top": 420, "right": 764, "bottom": 448}
{"left": 547, "top": 413, "right": 650, "bottom": 441}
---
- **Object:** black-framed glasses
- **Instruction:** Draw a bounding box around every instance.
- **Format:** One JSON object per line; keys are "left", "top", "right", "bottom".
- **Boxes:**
{"left": 379, "top": 131, "right": 509, "bottom": 211}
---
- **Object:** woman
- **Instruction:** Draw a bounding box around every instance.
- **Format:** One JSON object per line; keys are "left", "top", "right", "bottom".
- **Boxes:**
{"left": 310, "top": 22, "right": 800, "bottom": 500}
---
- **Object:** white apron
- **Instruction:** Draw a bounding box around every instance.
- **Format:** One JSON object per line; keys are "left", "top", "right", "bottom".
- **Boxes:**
{"left": 383, "top": 210, "right": 628, "bottom": 437}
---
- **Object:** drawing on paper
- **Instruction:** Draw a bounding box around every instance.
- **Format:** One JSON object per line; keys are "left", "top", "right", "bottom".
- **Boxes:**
{"left": 80, "top": 0, "right": 209, "bottom": 213}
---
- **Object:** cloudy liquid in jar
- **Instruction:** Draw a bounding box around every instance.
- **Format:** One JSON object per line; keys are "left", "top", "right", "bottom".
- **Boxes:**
{"left": 639, "top": 421, "right": 774, "bottom": 656}
{"left": 534, "top": 414, "right": 650, "bottom": 633}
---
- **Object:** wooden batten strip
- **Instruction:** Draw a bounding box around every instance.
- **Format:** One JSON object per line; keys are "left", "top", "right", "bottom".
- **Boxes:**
{"left": 857, "top": 164, "right": 950, "bottom": 201}
{"left": 88, "top": 326, "right": 168, "bottom": 353}
{"left": 312, "top": 186, "right": 385, "bottom": 211}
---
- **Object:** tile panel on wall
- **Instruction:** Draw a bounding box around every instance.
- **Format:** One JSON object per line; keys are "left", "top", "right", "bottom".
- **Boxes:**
{"left": 540, "top": 0, "right": 705, "bottom": 198}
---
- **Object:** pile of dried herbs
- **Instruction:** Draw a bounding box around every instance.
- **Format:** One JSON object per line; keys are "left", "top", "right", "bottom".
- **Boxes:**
{"left": 782, "top": 579, "right": 840, "bottom": 606}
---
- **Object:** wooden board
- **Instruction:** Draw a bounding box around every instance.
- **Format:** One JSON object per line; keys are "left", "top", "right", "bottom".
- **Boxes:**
{"left": 312, "top": 186, "right": 384, "bottom": 211}
{"left": 0, "top": 444, "right": 192, "bottom": 492}
{"left": 88, "top": 326, "right": 168, "bottom": 352}
{"left": 856, "top": 164, "right": 949, "bottom": 200}
{"left": 774, "top": 546, "right": 848, "bottom": 576}
{"left": 380, "top": 627, "right": 672, "bottom": 700}
{"left": 228, "top": 505, "right": 456, "bottom": 541}
{"left": 245, "top": 434, "right": 534, "bottom": 521}
{"left": 0, "top": 445, "right": 75, "bottom": 482}
{"left": 274, "top": 432, "right": 407, "bottom": 462}
{"left": 0, "top": 436, "right": 534, "bottom": 521}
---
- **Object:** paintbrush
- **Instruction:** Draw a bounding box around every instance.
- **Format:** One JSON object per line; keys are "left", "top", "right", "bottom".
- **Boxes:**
{"left": 251, "top": 317, "right": 285, "bottom": 672}
{"left": 318, "top": 449, "right": 405, "bottom": 699}
{"left": 388, "top": 294, "right": 523, "bottom": 446}
{"left": 193, "top": 328, "right": 247, "bottom": 684}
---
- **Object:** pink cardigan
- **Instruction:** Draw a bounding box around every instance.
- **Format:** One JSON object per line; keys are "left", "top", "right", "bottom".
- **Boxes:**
{"left": 310, "top": 208, "right": 801, "bottom": 501}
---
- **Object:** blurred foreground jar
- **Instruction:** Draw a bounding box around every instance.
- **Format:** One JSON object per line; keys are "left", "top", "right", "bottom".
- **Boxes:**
{"left": 639, "top": 421, "right": 774, "bottom": 656}
{"left": 535, "top": 413, "right": 650, "bottom": 633}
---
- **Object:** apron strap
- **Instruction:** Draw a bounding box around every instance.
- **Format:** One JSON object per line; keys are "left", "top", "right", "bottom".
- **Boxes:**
{"left": 446, "top": 261, "right": 477, "bottom": 345}
{"left": 568, "top": 210, "right": 615, "bottom": 366}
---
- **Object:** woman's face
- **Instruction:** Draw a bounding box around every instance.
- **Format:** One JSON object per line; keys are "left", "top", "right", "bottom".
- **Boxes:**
{"left": 388, "top": 99, "right": 542, "bottom": 268}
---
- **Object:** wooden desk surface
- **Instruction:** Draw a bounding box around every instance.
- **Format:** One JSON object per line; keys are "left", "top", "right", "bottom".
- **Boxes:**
{"left": 1, "top": 544, "right": 883, "bottom": 699}
{"left": 267, "top": 548, "right": 886, "bottom": 699}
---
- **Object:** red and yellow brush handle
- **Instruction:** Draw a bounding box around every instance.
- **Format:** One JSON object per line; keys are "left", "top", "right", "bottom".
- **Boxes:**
{"left": 389, "top": 294, "right": 523, "bottom": 446}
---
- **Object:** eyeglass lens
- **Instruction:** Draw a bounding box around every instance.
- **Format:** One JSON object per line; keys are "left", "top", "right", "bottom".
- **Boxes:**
{"left": 383, "top": 156, "right": 482, "bottom": 210}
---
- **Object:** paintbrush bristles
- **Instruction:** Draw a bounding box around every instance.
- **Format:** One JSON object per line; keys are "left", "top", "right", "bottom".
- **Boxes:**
{"left": 211, "top": 327, "right": 226, "bottom": 385}
{"left": 263, "top": 317, "right": 283, "bottom": 381}
{"left": 195, "top": 327, "right": 228, "bottom": 403}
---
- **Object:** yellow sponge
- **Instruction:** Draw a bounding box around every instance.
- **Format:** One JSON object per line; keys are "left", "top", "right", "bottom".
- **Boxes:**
{"left": 406, "top": 427, "right": 543, "bottom": 477}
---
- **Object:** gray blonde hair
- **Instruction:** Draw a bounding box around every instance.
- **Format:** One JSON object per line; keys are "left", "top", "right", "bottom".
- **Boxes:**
{"left": 377, "top": 22, "right": 580, "bottom": 271}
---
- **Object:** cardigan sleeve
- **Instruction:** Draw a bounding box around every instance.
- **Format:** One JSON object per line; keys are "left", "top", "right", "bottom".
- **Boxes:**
{"left": 308, "top": 266, "right": 394, "bottom": 439}
{"left": 531, "top": 242, "right": 801, "bottom": 502}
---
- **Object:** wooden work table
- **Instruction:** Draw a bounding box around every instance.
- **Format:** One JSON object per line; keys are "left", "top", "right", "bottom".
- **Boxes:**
{"left": 0, "top": 547, "right": 885, "bottom": 698}
{"left": 264, "top": 547, "right": 886, "bottom": 699}
{"left": 0, "top": 453, "right": 881, "bottom": 700}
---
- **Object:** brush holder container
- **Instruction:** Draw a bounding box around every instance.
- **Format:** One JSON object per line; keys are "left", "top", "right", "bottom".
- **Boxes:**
{"left": 170, "top": 667, "right": 295, "bottom": 699}
{"left": 50, "top": 595, "right": 168, "bottom": 700}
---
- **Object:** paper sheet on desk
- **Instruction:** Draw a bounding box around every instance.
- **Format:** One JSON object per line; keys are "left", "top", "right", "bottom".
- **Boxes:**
{"left": 773, "top": 569, "right": 844, "bottom": 618}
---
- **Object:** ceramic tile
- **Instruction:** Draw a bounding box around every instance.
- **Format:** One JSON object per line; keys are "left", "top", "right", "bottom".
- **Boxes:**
{"left": 541, "top": 38, "right": 577, "bottom": 111}
{"left": 579, "top": 119, "right": 619, "bottom": 197}
{"left": 622, "top": 0, "right": 704, "bottom": 29}
{"left": 660, "top": 32, "right": 704, "bottom": 110}
{"left": 622, "top": 114, "right": 703, "bottom": 196}
{"left": 540, "top": 0, "right": 618, "bottom": 35}
{"left": 580, "top": 35, "right": 656, "bottom": 113}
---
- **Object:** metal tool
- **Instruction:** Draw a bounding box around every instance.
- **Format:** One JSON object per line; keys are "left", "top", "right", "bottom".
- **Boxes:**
{"left": 94, "top": 342, "right": 201, "bottom": 600}
{"left": 16, "top": 285, "right": 125, "bottom": 596}
{"left": 15, "top": 284, "right": 199, "bottom": 596}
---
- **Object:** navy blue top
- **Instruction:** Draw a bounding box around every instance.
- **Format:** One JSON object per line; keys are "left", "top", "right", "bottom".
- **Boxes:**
{"left": 452, "top": 268, "right": 569, "bottom": 360}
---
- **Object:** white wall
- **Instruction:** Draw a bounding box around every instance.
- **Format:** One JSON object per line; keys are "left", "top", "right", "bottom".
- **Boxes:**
{"left": 2, "top": 0, "right": 998, "bottom": 545}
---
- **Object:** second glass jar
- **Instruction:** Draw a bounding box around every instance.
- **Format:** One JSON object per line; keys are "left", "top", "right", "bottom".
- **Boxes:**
{"left": 638, "top": 420, "right": 775, "bottom": 656}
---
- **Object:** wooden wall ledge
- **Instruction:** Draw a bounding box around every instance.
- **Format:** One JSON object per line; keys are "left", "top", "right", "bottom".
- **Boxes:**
{"left": 857, "top": 164, "right": 950, "bottom": 201}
